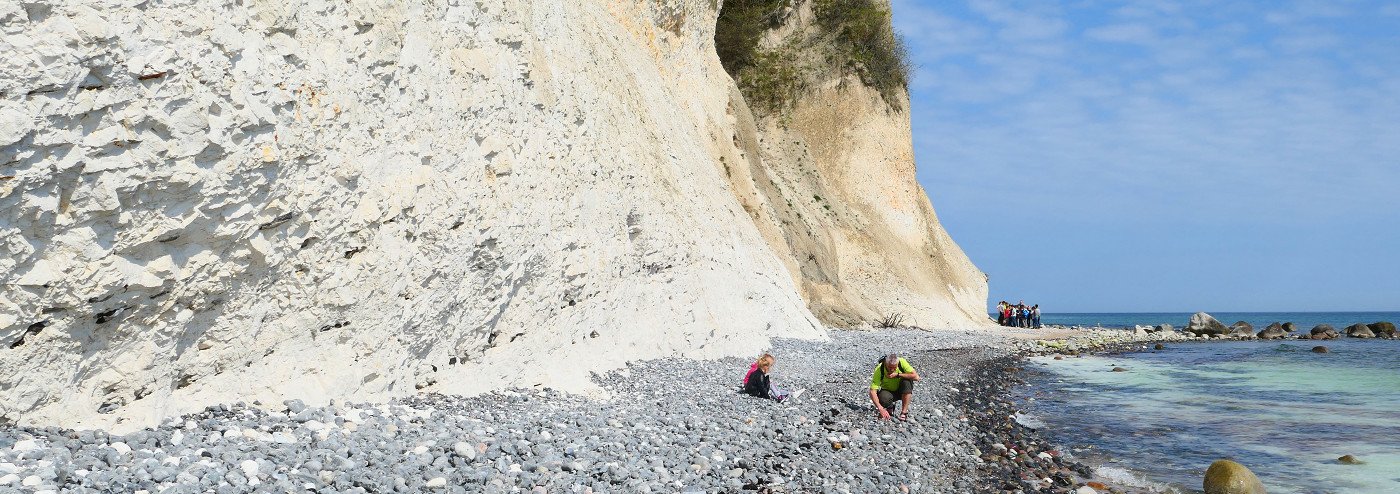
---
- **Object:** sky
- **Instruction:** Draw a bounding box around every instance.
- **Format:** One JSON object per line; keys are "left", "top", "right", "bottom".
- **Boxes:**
{"left": 890, "top": 0, "right": 1400, "bottom": 313}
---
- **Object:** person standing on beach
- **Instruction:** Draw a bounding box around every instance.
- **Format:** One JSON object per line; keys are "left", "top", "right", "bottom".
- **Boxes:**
{"left": 996, "top": 301, "right": 1007, "bottom": 326}
{"left": 869, "top": 354, "right": 920, "bottom": 421}
{"left": 1032, "top": 305, "right": 1041, "bottom": 329}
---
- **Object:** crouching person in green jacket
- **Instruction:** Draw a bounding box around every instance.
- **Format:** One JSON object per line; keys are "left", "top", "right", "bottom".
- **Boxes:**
{"left": 870, "top": 354, "right": 919, "bottom": 421}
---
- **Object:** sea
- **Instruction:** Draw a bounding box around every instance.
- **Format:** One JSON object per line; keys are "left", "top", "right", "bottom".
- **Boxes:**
{"left": 1010, "top": 312, "right": 1400, "bottom": 494}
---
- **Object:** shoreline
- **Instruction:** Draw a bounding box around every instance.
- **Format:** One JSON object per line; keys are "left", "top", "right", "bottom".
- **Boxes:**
{"left": 1007, "top": 328, "right": 1400, "bottom": 494}
{"left": 0, "top": 326, "right": 1248, "bottom": 493}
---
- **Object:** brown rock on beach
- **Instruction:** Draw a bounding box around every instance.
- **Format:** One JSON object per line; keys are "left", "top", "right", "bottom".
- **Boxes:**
{"left": 1203, "top": 460, "right": 1267, "bottom": 494}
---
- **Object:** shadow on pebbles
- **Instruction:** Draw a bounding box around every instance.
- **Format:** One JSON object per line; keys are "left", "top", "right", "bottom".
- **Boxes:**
{"left": 0, "top": 329, "right": 1112, "bottom": 493}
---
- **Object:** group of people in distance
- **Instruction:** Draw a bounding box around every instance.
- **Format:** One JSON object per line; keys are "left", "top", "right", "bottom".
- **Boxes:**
{"left": 741, "top": 353, "right": 919, "bottom": 421}
{"left": 997, "top": 300, "right": 1041, "bottom": 328}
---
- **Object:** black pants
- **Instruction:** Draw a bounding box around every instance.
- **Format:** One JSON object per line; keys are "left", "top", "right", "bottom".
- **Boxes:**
{"left": 877, "top": 380, "right": 914, "bottom": 411}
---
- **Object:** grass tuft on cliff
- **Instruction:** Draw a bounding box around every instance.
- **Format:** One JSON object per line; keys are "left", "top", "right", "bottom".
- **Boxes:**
{"left": 715, "top": 0, "right": 912, "bottom": 114}
{"left": 715, "top": 0, "right": 803, "bottom": 115}
{"left": 813, "top": 0, "right": 911, "bottom": 110}
{"left": 715, "top": 0, "right": 789, "bottom": 76}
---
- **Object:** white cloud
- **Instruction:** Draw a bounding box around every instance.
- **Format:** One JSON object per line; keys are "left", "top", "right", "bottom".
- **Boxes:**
{"left": 900, "top": 0, "right": 1400, "bottom": 223}
{"left": 967, "top": 0, "right": 1068, "bottom": 41}
{"left": 896, "top": 0, "right": 1400, "bottom": 310}
{"left": 1084, "top": 23, "right": 1157, "bottom": 44}
{"left": 1271, "top": 32, "right": 1341, "bottom": 53}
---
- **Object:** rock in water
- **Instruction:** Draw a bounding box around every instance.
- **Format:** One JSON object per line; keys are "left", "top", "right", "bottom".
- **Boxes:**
{"left": 1312, "top": 346, "right": 1330, "bottom": 354}
{"left": 1187, "top": 313, "right": 1230, "bottom": 337}
{"left": 1310, "top": 325, "right": 1339, "bottom": 340}
{"left": 1111, "top": 367, "right": 1128, "bottom": 372}
{"left": 1230, "top": 321, "right": 1254, "bottom": 332}
{"left": 1337, "top": 455, "right": 1364, "bottom": 464}
{"left": 1345, "top": 323, "right": 1375, "bottom": 338}
{"left": 1256, "top": 323, "right": 1286, "bottom": 340}
{"left": 1203, "top": 460, "right": 1266, "bottom": 494}
{"left": 1155, "top": 324, "right": 1175, "bottom": 333}
{"left": 1281, "top": 322, "right": 1298, "bottom": 332}
{"left": 1366, "top": 322, "right": 1396, "bottom": 338}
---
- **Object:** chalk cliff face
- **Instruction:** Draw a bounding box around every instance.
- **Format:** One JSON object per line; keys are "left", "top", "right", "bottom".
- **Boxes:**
{"left": 0, "top": 0, "right": 984, "bottom": 431}
{"left": 721, "top": 2, "right": 989, "bottom": 329}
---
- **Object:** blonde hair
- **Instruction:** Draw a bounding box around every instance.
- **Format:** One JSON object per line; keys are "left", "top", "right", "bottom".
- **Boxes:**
{"left": 755, "top": 354, "right": 775, "bottom": 371}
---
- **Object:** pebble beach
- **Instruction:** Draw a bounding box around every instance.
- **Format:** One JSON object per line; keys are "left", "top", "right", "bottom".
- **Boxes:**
{"left": 0, "top": 327, "right": 1195, "bottom": 493}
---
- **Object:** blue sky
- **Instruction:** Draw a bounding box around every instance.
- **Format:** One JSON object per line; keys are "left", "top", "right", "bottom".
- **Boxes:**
{"left": 891, "top": 0, "right": 1400, "bottom": 312}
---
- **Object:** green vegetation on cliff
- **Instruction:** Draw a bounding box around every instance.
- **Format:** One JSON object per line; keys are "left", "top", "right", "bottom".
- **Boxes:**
{"left": 812, "top": 0, "right": 911, "bottom": 109}
{"left": 715, "top": 0, "right": 911, "bottom": 114}
{"left": 715, "top": 0, "right": 804, "bottom": 114}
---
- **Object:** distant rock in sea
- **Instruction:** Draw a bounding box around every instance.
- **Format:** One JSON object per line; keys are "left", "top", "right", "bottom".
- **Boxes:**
{"left": 1228, "top": 321, "right": 1256, "bottom": 339}
{"left": 1310, "top": 325, "right": 1340, "bottom": 340}
{"left": 1282, "top": 322, "right": 1299, "bottom": 332}
{"left": 1312, "top": 346, "right": 1330, "bottom": 353}
{"left": 1367, "top": 322, "right": 1396, "bottom": 338}
{"left": 1344, "top": 323, "right": 1375, "bottom": 338}
{"left": 1257, "top": 323, "right": 1286, "bottom": 340}
{"left": 1187, "top": 313, "right": 1229, "bottom": 337}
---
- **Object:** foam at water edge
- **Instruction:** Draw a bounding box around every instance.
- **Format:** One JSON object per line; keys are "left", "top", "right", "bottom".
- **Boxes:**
{"left": 1092, "top": 466, "right": 1184, "bottom": 494}
{"left": 1011, "top": 411, "right": 1045, "bottom": 429}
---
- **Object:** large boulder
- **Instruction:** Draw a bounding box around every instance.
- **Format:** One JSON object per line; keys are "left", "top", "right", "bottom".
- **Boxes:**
{"left": 1203, "top": 460, "right": 1266, "bottom": 494}
{"left": 1345, "top": 323, "right": 1375, "bottom": 338}
{"left": 1310, "top": 325, "right": 1340, "bottom": 340}
{"left": 1367, "top": 322, "right": 1397, "bottom": 338}
{"left": 1257, "top": 323, "right": 1286, "bottom": 340}
{"left": 1281, "top": 322, "right": 1298, "bottom": 333}
{"left": 1187, "top": 313, "right": 1230, "bottom": 336}
{"left": 1228, "top": 322, "right": 1256, "bottom": 339}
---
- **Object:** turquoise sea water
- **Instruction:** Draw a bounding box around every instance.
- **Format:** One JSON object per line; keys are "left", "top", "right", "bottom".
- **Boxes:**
{"left": 1015, "top": 315, "right": 1400, "bottom": 493}
{"left": 1030, "top": 312, "right": 1400, "bottom": 331}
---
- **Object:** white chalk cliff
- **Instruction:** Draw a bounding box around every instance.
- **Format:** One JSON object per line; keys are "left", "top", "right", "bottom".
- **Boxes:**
{"left": 0, "top": 0, "right": 988, "bottom": 431}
